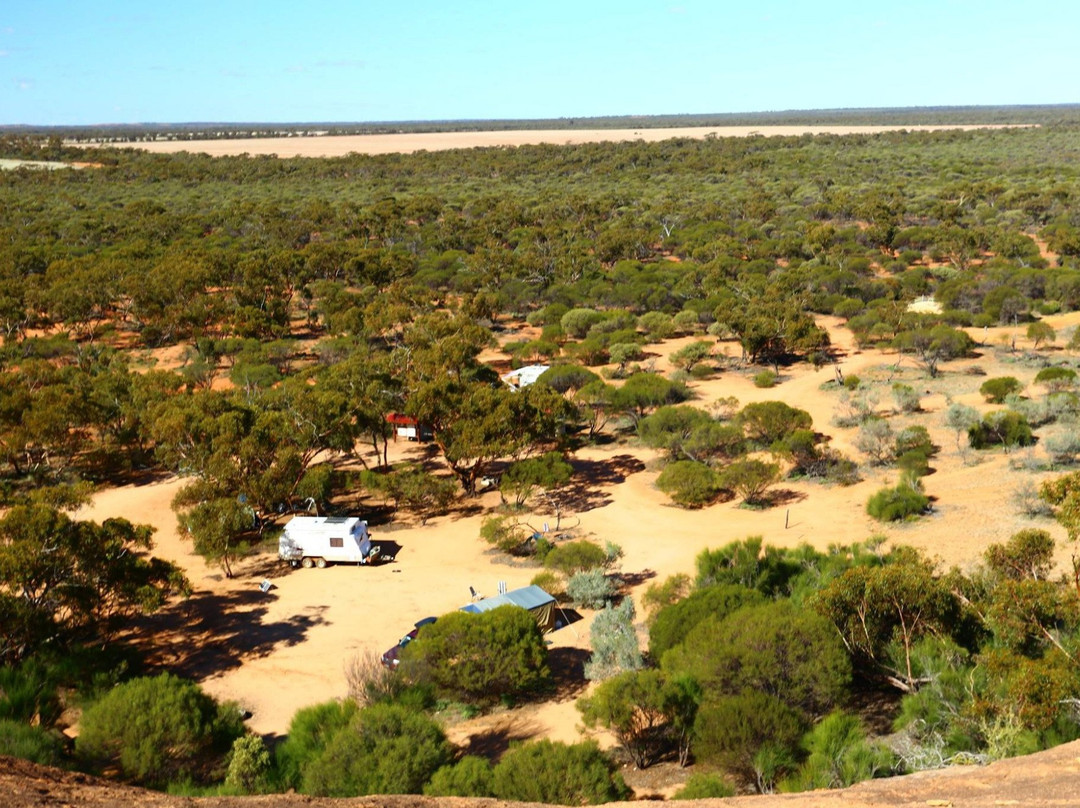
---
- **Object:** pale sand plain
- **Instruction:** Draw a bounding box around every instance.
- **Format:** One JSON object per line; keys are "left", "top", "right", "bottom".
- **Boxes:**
{"left": 74, "top": 311, "right": 1080, "bottom": 766}
{"left": 125, "top": 125, "right": 1027, "bottom": 158}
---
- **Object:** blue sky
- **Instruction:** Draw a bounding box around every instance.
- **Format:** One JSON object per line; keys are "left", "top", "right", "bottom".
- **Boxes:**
{"left": 2, "top": 1, "right": 1078, "bottom": 125}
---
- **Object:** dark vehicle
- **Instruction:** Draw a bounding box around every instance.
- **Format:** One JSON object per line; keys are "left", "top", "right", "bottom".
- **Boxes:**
{"left": 380, "top": 616, "right": 437, "bottom": 668}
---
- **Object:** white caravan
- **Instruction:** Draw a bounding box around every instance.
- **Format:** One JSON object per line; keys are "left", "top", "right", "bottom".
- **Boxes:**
{"left": 278, "top": 516, "right": 381, "bottom": 568}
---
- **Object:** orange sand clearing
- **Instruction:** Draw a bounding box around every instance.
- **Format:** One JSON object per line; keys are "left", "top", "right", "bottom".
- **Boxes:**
{"left": 122, "top": 125, "right": 1030, "bottom": 158}
{"left": 78, "top": 313, "right": 1079, "bottom": 750}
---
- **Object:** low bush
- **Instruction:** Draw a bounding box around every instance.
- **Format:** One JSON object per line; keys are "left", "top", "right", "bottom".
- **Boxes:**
{"left": 692, "top": 692, "right": 805, "bottom": 787}
{"left": 274, "top": 699, "right": 359, "bottom": 791}
{"left": 0, "top": 718, "right": 65, "bottom": 766}
{"left": 529, "top": 570, "right": 564, "bottom": 598}
{"left": 980, "top": 376, "right": 1023, "bottom": 403}
{"left": 301, "top": 703, "right": 452, "bottom": 796}
{"left": 671, "top": 773, "right": 736, "bottom": 799}
{"left": 753, "top": 370, "right": 777, "bottom": 388}
{"left": 224, "top": 734, "right": 272, "bottom": 794}
{"left": 75, "top": 673, "right": 244, "bottom": 787}
{"left": 781, "top": 711, "right": 894, "bottom": 792}
{"left": 867, "top": 476, "right": 930, "bottom": 522}
{"left": 402, "top": 606, "right": 549, "bottom": 705}
{"left": 968, "top": 411, "right": 1035, "bottom": 451}
{"left": 656, "top": 461, "right": 721, "bottom": 508}
{"left": 479, "top": 515, "right": 530, "bottom": 555}
{"left": 1034, "top": 366, "right": 1078, "bottom": 393}
{"left": 648, "top": 584, "right": 766, "bottom": 660}
{"left": 544, "top": 540, "right": 608, "bottom": 575}
{"left": 0, "top": 660, "right": 62, "bottom": 725}
{"left": 491, "top": 739, "right": 630, "bottom": 804}
{"left": 424, "top": 756, "right": 495, "bottom": 797}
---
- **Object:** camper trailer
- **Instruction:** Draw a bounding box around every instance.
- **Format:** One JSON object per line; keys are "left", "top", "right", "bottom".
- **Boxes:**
{"left": 278, "top": 516, "right": 380, "bottom": 568}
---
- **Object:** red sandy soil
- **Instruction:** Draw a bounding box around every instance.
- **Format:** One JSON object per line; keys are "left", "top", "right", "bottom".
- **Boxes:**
{"left": 120, "top": 125, "right": 1031, "bottom": 158}
{"left": 59, "top": 311, "right": 1080, "bottom": 801}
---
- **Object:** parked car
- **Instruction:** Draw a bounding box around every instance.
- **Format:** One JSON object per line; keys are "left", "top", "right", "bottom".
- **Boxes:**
{"left": 380, "top": 616, "right": 437, "bottom": 668}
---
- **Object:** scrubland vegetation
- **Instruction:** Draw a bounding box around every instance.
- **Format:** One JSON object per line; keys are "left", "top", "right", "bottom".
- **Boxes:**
{"left": 6, "top": 113, "right": 1080, "bottom": 797}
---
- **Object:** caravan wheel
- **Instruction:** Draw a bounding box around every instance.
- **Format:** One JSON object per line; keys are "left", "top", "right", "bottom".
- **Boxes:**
{"left": 301, "top": 557, "right": 314, "bottom": 569}
{"left": 315, "top": 557, "right": 328, "bottom": 569}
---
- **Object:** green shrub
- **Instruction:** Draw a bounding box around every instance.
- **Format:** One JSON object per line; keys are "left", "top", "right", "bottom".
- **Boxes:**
{"left": 648, "top": 584, "right": 766, "bottom": 660}
{"left": 492, "top": 739, "right": 630, "bottom": 804}
{"left": 671, "top": 773, "right": 736, "bottom": 799}
{"left": 1034, "top": 366, "right": 1078, "bottom": 393}
{"left": 274, "top": 699, "right": 359, "bottom": 790}
{"left": 530, "top": 569, "right": 564, "bottom": 598}
{"left": 499, "top": 451, "right": 573, "bottom": 508}
{"left": 638, "top": 406, "right": 714, "bottom": 463}
{"left": 424, "top": 756, "right": 495, "bottom": 797}
{"left": 781, "top": 711, "right": 894, "bottom": 792}
{"left": 896, "top": 450, "right": 931, "bottom": 477}
{"left": 609, "top": 342, "right": 644, "bottom": 371}
{"left": 578, "top": 668, "right": 669, "bottom": 768}
{"left": 224, "top": 734, "right": 272, "bottom": 794}
{"left": 737, "top": 401, "right": 814, "bottom": 445}
{"left": 753, "top": 370, "right": 777, "bottom": 388}
{"left": 0, "top": 718, "right": 65, "bottom": 766}
{"left": 402, "top": 606, "right": 549, "bottom": 704}
{"left": 536, "top": 364, "right": 601, "bottom": 393}
{"left": 75, "top": 673, "right": 244, "bottom": 787}
{"left": 894, "top": 425, "right": 934, "bottom": 459}
{"left": 479, "top": 515, "right": 530, "bottom": 555}
{"left": 301, "top": 703, "right": 451, "bottom": 796}
{"left": 693, "top": 692, "right": 805, "bottom": 786}
{"left": 718, "top": 458, "right": 781, "bottom": 506}
{"left": 656, "top": 460, "right": 721, "bottom": 508}
{"left": 567, "top": 568, "right": 617, "bottom": 609}
{"left": 544, "top": 540, "right": 608, "bottom": 575}
{"left": 843, "top": 374, "right": 861, "bottom": 391}
{"left": 980, "top": 376, "right": 1023, "bottom": 403}
{"left": 663, "top": 601, "right": 851, "bottom": 719}
{"left": 866, "top": 475, "right": 930, "bottom": 522}
{"left": 0, "top": 660, "right": 62, "bottom": 725}
{"left": 638, "top": 311, "right": 675, "bottom": 341}
{"left": 561, "top": 308, "right": 606, "bottom": 339}
{"left": 968, "top": 410, "right": 1036, "bottom": 451}
{"left": 672, "top": 309, "right": 702, "bottom": 334}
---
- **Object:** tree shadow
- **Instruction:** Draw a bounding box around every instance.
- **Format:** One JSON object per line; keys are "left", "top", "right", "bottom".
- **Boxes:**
{"left": 458, "top": 716, "right": 544, "bottom": 763}
{"left": 546, "top": 646, "right": 592, "bottom": 701}
{"left": 765, "top": 488, "right": 808, "bottom": 507}
{"left": 548, "top": 454, "right": 647, "bottom": 515}
{"left": 129, "top": 588, "right": 328, "bottom": 681}
{"left": 619, "top": 569, "right": 658, "bottom": 589}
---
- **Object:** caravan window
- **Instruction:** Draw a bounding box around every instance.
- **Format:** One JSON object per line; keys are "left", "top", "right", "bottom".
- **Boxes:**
{"left": 330, "top": 537, "right": 344, "bottom": 548}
